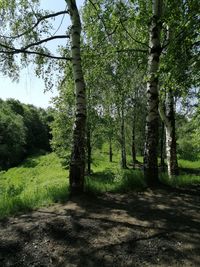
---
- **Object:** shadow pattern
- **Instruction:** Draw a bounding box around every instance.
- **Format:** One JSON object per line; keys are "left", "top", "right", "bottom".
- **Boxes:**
{"left": 0, "top": 186, "right": 200, "bottom": 267}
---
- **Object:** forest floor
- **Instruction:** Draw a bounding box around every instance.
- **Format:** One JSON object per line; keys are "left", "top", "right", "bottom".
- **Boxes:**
{"left": 0, "top": 185, "right": 200, "bottom": 267}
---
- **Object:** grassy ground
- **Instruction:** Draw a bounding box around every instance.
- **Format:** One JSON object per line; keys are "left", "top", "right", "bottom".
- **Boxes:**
{"left": 0, "top": 150, "right": 199, "bottom": 218}
{"left": 0, "top": 153, "right": 68, "bottom": 218}
{"left": 178, "top": 159, "right": 200, "bottom": 169}
{"left": 85, "top": 150, "right": 146, "bottom": 193}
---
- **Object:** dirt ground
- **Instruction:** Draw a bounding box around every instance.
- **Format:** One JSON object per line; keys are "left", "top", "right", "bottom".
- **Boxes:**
{"left": 0, "top": 186, "right": 200, "bottom": 267}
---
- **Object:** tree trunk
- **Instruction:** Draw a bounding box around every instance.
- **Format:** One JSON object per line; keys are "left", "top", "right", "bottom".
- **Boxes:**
{"left": 144, "top": 0, "right": 163, "bottom": 186}
{"left": 86, "top": 123, "right": 91, "bottom": 175}
{"left": 132, "top": 117, "right": 136, "bottom": 169}
{"left": 121, "top": 106, "right": 127, "bottom": 169}
{"left": 165, "top": 89, "right": 179, "bottom": 176}
{"left": 160, "top": 121, "right": 165, "bottom": 172}
{"left": 67, "top": 0, "right": 86, "bottom": 194}
{"left": 109, "top": 137, "right": 113, "bottom": 162}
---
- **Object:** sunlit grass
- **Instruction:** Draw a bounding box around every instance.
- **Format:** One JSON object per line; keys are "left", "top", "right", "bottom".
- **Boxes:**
{"left": 0, "top": 153, "right": 68, "bottom": 218}
{"left": 0, "top": 149, "right": 199, "bottom": 219}
{"left": 86, "top": 149, "right": 146, "bottom": 194}
{"left": 178, "top": 159, "right": 200, "bottom": 169}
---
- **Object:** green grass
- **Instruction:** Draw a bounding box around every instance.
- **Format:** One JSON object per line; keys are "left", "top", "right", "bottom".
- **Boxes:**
{"left": 161, "top": 173, "right": 200, "bottom": 187}
{"left": 85, "top": 168, "right": 146, "bottom": 194}
{"left": 160, "top": 158, "right": 200, "bottom": 187}
{"left": 86, "top": 150, "right": 146, "bottom": 194}
{"left": 178, "top": 159, "right": 200, "bottom": 169}
{"left": 0, "top": 153, "right": 68, "bottom": 218}
{"left": 0, "top": 149, "right": 199, "bottom": 219}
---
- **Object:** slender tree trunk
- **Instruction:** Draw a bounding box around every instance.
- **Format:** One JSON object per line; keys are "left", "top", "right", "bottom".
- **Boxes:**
{"left": 165, "top": 89, "right": 179, "bottom": 176}
{"left": 109, "top": 137, "right": 113, "bottom": 162}
{"left": 144, "top": 0, "right": 163, "bottom": 186}
{"left": 160, "top": 121, "right": 165, "bottom": 172}
{"left": 86, "top": 123, "right": 91, "bottom": 175}
{"left": 121, "top": 106, "right": 127, "bottom": 169}
{"left": 132, "top": 117, "right": 136, "bottom": 168}
{"left": 67, "top": 0, "right": 86, "bottom": 194}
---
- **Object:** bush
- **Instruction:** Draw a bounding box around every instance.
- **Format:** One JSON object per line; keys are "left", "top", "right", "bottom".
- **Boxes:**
{"left": 178, "top": 139, "right": 199, "bottom": 161}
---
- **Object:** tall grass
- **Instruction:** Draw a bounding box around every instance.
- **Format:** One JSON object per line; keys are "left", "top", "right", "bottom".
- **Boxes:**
{"left": 161, "top": 173, "right": 200, "bottom": 187}
{"left": 85, "top": 169, "right": 146, "bottom": 194}
{"left": 160, "top": 158, "right": 200, "bottom": 187}
{"left": 0, "top": 153, "right": 68, "bottom": 218}
{"left": 86, "top": 149, "right": 146, "bottom": 193}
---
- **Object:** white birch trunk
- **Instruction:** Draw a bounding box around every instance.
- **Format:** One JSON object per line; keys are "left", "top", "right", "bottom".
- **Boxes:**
{"left": 159, "top": 91, "right": 179, "bottom": 177}
{"left": 144, "top": 0, "right": 163, "bottom": 185}
{"left": 165, "top": 89, "right": 179, "bottom": 177}
{"left": 66, "top": 0, "right": 86, "bottom": 194}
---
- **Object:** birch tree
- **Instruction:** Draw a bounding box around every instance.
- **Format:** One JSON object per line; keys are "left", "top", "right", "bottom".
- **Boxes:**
{"left": 158, "top": 0, "right": 200, "bottom": 177}
{"left": 0, "top": 0, "right": 87, "bottom": 194}
{"left": 66, "top": 0, "right": 87, "bottom": 194}
{"left": 159, "top": 90, "right": 179, "bottom": 176}
{"left": 143, "top": 0, "right": 163, "bottom": 185}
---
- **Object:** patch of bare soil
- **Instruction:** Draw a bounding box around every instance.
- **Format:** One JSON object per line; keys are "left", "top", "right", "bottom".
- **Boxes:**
{"left": 0, "top": 186, "right": 200, "bottom": 267}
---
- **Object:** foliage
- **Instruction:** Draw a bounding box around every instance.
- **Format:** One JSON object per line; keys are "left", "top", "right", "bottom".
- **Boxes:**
{"left": 0, "top": 98, "right": 52, "bottom": 170}
{"left": 0, "top": 0, "right": 199, "bottom": 192}
{"left": 50, "top": 64, "right": 75, "bottom": 168}
{"left": 176, "top": 107, "right": 200, "bottom": 161}
{"left": 0, "top": 102, "right": 26, "bottom": 169}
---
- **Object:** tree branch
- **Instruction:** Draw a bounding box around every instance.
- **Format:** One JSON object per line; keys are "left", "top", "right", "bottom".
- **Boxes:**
{"left": 116, "top": 48, "right": 147, "bottom": 53}
{"left": 22, "top": 35, "right": 70, "bottom": 50}
{"left": 88, "top": 0, "right": 117, "bottom": 45}
{"left": 0, "top": 43, "right": 71, "bottom": 60}
{"left": 83, "top": 48, "right": 147, "bottom": 59}
{"left": 0, "top": 10, "right": 69, "bottom": 39}
{"left": 119, "top": 19, "right": 149, "bottom": 48}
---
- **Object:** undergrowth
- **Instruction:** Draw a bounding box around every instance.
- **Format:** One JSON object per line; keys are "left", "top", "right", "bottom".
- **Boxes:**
{"left": 160, "top": 173, "right": 200, "bottom": 187}
{"left": 86, "top": 168, "right": 146, "bottom": 194}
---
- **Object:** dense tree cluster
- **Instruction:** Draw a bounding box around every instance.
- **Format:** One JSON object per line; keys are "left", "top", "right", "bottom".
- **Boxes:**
{"left": 0, "top": 0, "right": 199, "bottom": 193}
{"left": 0, "top": 99, "right": 52, "bottom": 170}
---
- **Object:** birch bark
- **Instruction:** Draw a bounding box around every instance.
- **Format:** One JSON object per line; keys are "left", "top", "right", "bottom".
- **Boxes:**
{"left": 144, "top": 0, "right": 163, "bottom": 185}
{"left": 66, "top": 0, "right": 86, "bottom": 194}
{"left": 159, "top": 89, "right": 179, "bottom": 177}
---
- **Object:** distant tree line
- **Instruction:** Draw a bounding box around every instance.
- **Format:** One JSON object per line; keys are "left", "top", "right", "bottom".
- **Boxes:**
{"left": 0, "top": 98, "right": 53, "bottom": 170}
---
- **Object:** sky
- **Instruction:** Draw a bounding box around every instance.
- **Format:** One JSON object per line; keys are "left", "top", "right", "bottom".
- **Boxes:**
{"left": 0, "top": 0, "right": 84, "bottom": 108}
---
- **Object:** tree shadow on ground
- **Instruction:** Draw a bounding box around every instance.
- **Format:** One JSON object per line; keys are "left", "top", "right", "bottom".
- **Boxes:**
{"left": 0, "top": 186, "right": 200, "bottom": 266}
{"left": 179, "top": 167, "right": 200, "bottom": 176}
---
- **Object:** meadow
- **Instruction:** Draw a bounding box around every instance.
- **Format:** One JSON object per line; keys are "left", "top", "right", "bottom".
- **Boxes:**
{"left": 0, "top": 151, "right": 199, "bottom": 218}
